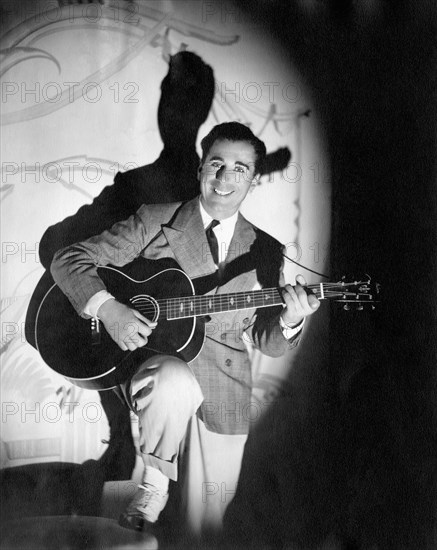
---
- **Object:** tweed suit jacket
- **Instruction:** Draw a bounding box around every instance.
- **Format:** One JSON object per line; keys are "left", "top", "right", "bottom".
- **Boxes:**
{"left": 51, "top": 197, "right": 300, "bottom": 434}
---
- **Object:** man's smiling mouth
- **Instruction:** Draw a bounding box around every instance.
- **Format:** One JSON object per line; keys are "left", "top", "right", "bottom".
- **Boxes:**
{"left": 214, "top": 188, "right": 234, "bottom": 196}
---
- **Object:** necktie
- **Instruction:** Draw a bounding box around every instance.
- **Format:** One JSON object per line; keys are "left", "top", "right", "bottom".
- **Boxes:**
{"left": 206, "top": 219, "right": 220, "bottom": 266}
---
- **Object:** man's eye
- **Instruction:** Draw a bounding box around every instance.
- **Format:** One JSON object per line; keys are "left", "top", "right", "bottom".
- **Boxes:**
{"left": 234, "top": 166, "right": 245, "bottom": 173}
{"left": 210, "top": 161, "right": 222, "bottom": 168}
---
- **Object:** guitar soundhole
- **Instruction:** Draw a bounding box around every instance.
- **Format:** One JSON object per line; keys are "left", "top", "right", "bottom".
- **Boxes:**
{"left": 130, "top": 295, "right": 159, "bottom": 322}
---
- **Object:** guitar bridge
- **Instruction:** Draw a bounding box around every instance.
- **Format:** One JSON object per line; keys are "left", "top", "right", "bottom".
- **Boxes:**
{"left": 90, "top": 317, "right": 101, "bottom": 346}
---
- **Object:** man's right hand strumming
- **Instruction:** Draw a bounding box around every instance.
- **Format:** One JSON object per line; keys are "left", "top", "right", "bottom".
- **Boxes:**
{"left": 97, "top": 300, "right": 157, "bottom": 352}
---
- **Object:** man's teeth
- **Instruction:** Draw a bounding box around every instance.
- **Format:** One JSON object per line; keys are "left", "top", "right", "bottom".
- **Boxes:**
{"left": 214, "top": 188, "right": 233, "bottom": 196}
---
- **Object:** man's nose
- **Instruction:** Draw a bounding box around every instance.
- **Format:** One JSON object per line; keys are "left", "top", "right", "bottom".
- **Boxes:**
{"left": 215, "top": 166, "right": 236, "bottom": 182}
{"left": 215, "top": 165, "right": 226, "bottom": 180}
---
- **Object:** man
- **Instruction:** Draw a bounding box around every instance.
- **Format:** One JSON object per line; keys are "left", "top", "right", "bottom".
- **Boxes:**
{"left": 51, "top": 122, "right": 320, "bottom": 532}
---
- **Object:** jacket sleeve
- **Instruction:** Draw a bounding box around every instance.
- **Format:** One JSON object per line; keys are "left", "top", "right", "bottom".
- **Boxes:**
{"left": 50, "top": 208, "right": 149, "bottom": 318}
{"left": 250, "top": 289, "right": 301, "bottom": 359}
{"left": 248, "top": 241, "right": 301, "bottom": 357}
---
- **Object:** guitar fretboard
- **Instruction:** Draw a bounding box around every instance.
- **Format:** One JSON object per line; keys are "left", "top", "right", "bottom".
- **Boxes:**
{"left": 165, "top": 288, "right": 283, "bottom": 320}
{"left": 161, "top": 280, "right": 373, "bottom": 320}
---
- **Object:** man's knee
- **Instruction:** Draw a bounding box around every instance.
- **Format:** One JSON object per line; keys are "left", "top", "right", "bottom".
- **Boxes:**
{"left": 131, "top": 355, "right": 201, "bottom": 403}
{"left": 153, "top": 355, "right": 198, "bottom": 390}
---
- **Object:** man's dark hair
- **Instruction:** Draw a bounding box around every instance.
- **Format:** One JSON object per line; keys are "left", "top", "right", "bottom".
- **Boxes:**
{"left": 200, "top": 122, "right": 267, "bottom": 175}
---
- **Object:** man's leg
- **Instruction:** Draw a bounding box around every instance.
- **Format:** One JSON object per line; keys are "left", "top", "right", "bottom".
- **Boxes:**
{"left": 98, "top": 390, "right": 136, "bottom": 481}
{"left": 119, "top": 354, "right": 203, "bottom": 531}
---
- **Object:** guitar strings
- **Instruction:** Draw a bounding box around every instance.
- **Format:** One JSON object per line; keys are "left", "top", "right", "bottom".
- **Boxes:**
{"left": 133, "top": 285, "right": 366, "bottom": 308}
{"left": 130, "top": 283, "right": 367, "bottom": 320}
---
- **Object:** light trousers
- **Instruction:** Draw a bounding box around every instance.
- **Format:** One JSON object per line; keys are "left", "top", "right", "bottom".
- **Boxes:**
{"left": 120, "top": 355, "right": 204, "bottom": 480}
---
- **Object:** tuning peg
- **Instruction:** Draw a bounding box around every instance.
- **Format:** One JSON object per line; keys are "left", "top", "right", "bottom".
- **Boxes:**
{"left": 343, "top": 304, "right": 350, "bottom": 311}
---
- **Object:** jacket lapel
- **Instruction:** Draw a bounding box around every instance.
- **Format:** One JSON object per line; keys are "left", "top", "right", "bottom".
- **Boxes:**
{"left": 162, "top": 197, "right": 217, "bottom": 279}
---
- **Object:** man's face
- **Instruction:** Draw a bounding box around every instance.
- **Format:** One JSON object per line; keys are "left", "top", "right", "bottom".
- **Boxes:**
{"left": 198, "top": 139, "right": 259, "bottom": 220}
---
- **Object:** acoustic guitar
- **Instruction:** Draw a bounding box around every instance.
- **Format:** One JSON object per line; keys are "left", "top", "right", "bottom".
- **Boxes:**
{"left": 25, "top": 260, "right": 379, "bottom": 390}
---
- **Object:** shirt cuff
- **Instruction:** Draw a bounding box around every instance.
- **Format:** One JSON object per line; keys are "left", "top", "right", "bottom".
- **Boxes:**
{"left": 279, "top": 315, "right": 305, "bottom": 340}
{"left": 83, "top": 290, "right": 115, "bottom": 318}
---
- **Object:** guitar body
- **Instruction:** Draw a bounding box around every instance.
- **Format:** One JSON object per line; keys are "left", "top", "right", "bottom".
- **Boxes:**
{"left": 26, "top": 259, "right": 206, "bottom": 390}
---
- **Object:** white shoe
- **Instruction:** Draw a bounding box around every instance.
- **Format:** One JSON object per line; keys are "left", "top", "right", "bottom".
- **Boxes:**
{"left": 119, "top": 483, "right": 169, "bottom": 532}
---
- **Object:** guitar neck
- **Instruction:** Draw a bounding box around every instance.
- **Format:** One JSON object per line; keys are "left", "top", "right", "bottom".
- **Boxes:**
{"left": 163, "top": 281, "right": 367, "bottom": 320}
{"left": 165, "top": 288, "right": 283, "bottom": 320}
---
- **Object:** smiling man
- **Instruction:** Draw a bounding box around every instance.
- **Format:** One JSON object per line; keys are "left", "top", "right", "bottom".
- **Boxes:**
{"left": 51, "top": 122, "right": 320, "bottom": 534}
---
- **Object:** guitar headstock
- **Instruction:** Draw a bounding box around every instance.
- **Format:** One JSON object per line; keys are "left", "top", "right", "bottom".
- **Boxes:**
{"left": 308, "top": 274, "right": 381, "bottom": 311}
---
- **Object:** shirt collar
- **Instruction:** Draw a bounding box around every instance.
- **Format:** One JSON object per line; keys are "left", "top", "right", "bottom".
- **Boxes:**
{"left": 198, "top": 198, "right": 239, "bottom": 233}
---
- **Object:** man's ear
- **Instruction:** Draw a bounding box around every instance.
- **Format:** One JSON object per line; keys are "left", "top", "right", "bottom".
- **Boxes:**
{"left": 197, "top": 164, "right": 203, "bottom": 179}
{"left": 251, "top": 173, "right": 260, "bottom": 188}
